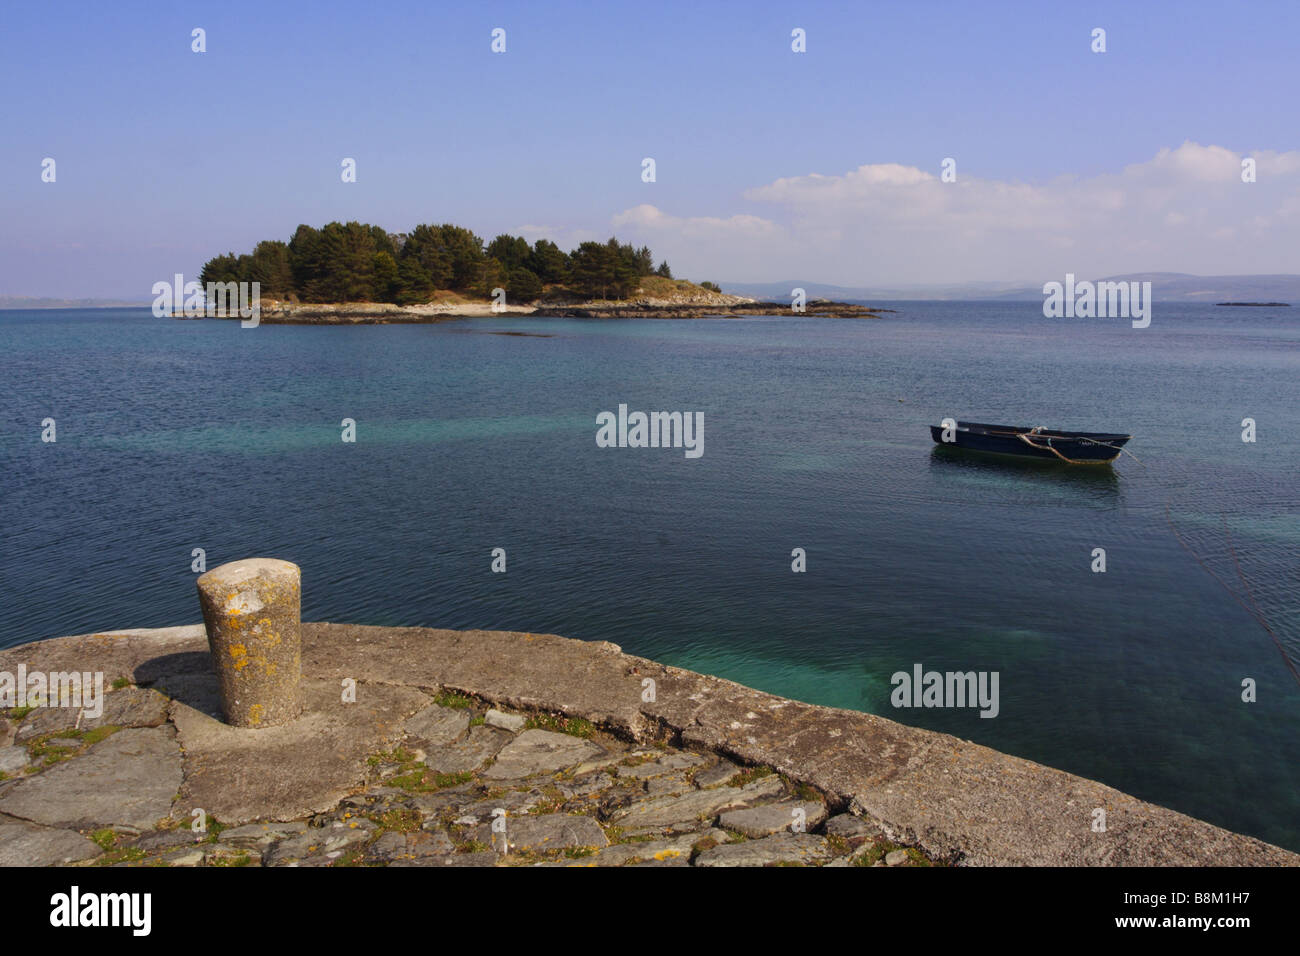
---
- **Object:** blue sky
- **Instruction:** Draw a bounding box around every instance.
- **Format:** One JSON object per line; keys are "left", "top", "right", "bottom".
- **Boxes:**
{"left": 3, "top": 0, "right": 1298, "bottom": 297}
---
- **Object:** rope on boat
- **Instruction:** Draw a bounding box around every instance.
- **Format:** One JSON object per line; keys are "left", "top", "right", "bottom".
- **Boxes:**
{"left": 1075, "top": 436, "right": 1144, "bottom": 465}
{"left": 1015, "top": 427, "right": 1144, "bottom": 465}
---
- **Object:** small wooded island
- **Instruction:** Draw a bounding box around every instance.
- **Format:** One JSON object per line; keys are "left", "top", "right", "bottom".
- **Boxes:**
{"left": 192, "top": 221, "right": 882, "bottom": 322}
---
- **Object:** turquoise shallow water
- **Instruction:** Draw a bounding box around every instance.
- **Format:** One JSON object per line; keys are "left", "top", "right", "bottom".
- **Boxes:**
{"left": 1, "top": 302, "right": 1297, "bottom": 850}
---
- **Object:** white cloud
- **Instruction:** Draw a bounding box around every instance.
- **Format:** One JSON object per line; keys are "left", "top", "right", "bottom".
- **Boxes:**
{"left": 612, "top": 204, "right": 779, "bottom": 239}
{"left": 610, "top": 142, "right": 1300, "bottom": 285}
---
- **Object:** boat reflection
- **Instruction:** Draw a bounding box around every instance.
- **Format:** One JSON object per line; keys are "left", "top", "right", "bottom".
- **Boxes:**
{"left": 929, "top": 443, "right": 1122, "bottom": 497}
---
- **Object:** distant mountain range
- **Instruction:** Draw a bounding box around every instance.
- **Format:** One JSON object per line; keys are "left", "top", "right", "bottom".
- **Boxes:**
{"left": 0, "top": 296, "right": 149, "bottom": 310}
{"left": 723, "top": 274, "right": 1300, "bottom": 303}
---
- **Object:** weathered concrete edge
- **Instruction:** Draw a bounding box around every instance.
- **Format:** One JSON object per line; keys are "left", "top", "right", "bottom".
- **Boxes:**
{"left": 3, "top": 623, "right": 1294, "bottom": 867}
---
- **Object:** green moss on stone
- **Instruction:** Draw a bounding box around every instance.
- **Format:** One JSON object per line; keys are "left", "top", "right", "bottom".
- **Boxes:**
{"left": 524, "top": 713, "right": 595, "bottom": 738}
{"left": 726, "top": 766, "right": 774, "bottom": 788}
{"left": 433, "top": 691, "right": 473, "bottom": 710}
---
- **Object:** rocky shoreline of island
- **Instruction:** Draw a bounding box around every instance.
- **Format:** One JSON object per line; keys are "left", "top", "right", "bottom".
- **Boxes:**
{"left": 534, "top": 300, "right": 889, "bottom": 319}
{"left": 173, "top": 298, "right": 890, "bottom": 324}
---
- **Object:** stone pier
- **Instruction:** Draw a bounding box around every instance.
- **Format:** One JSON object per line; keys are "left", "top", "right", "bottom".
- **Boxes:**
{"left": 0, "top": 622, "right": 1296, "bottom": 867}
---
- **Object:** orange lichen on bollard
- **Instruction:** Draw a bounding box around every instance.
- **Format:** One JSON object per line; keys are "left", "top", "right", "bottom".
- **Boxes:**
{"left": 196, "top": 558, "right": 303, "bottom": 727}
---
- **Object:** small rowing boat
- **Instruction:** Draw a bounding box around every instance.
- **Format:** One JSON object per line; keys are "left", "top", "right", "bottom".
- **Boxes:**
{"left": 929, "top": 421, "right": 1132, "bottom": 464}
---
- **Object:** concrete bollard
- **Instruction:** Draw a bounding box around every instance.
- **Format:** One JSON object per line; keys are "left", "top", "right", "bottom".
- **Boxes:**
{"left": 196, "top": 558, "right": 303, "bottom": 728}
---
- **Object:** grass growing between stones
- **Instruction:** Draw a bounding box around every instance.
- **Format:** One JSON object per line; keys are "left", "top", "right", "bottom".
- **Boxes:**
{"left": 369, "top": 744, "right": 477, "bottom": 792}
{"left": 111, "top": 677, "right": 131, "bottom": 690}
{"left": 94, "top": 848, "right": 148, "bottom": 866}
{"left": 197, "top": 818, "right": 227, "bottom": 844}
{"left": 789, "top": 778, "right": 820, "bottom": 802}
{"left": 524, "top": 713, "right": 596, "bottom": 738}
{"left": 432, "top": 691, "right": 474, "bottom": 710}
{"left": 604, "top": 826, "right": 658, "bottom": 845}
{"left": 689, "top": 835, "right": 721, "bottom": 861}
{"left": 825, "top": 834, "right": 852, "bottom": 856}
{"left": 367, "top": 746, "right": 417, "bottom": 767}
{"left": 384, "top": 753, "right": 474, "bottom": 792}
{"left": 88, "top": 831, "right": 147, "bottom": 867}
{"left": 368, "top": 745, "right": 471, "bottom": 790}
{"left": 26, "top": 725, "right": 121, "bottom": 767}
{"left": 524, "top": 785, "right": 567, "bottom": 815}
{"left": 371, "top": 808, "right": 422, "bottom": 834}
{"left": 726, "top": 765, "right": 774, "bottom": 788}
{"left": 854, "top": 841, "right": 934, "bottom": 867}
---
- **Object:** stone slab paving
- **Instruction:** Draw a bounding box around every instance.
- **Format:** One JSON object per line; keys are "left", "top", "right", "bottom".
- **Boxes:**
{"left": 0, "top": 622, "right": 1296, "bottom": 867}
{"left": 0, "top": 691, "right": 898, "bottom": 866}
{"left": 0, "top": 727, "right": 182, "bottom": 830}
{"left": 0, "top": 819, "right": 102, "bottom": 867}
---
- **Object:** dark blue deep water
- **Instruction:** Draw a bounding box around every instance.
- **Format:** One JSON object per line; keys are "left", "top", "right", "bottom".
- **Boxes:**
{"left": 2, "top": 302, "right": 1298, "bottom": 850}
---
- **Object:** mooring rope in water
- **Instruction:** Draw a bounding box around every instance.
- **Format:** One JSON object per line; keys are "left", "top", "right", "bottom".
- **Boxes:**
{"left": 1221, "top": 514, "right": 1300, "bottom": 689}
{"left": 990, "top": 427, "right": 1292, "bottom": 685}
{"left": 1163, "top": 500, "right": 1300, "bottom": 690}
{"left": 1027, "top": 430, "right": 1295, "bottom": 687}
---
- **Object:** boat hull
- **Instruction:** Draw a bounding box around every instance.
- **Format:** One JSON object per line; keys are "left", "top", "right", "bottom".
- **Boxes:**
{"left": 929, "top": 421, "right": 1131, "bottom": 464}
